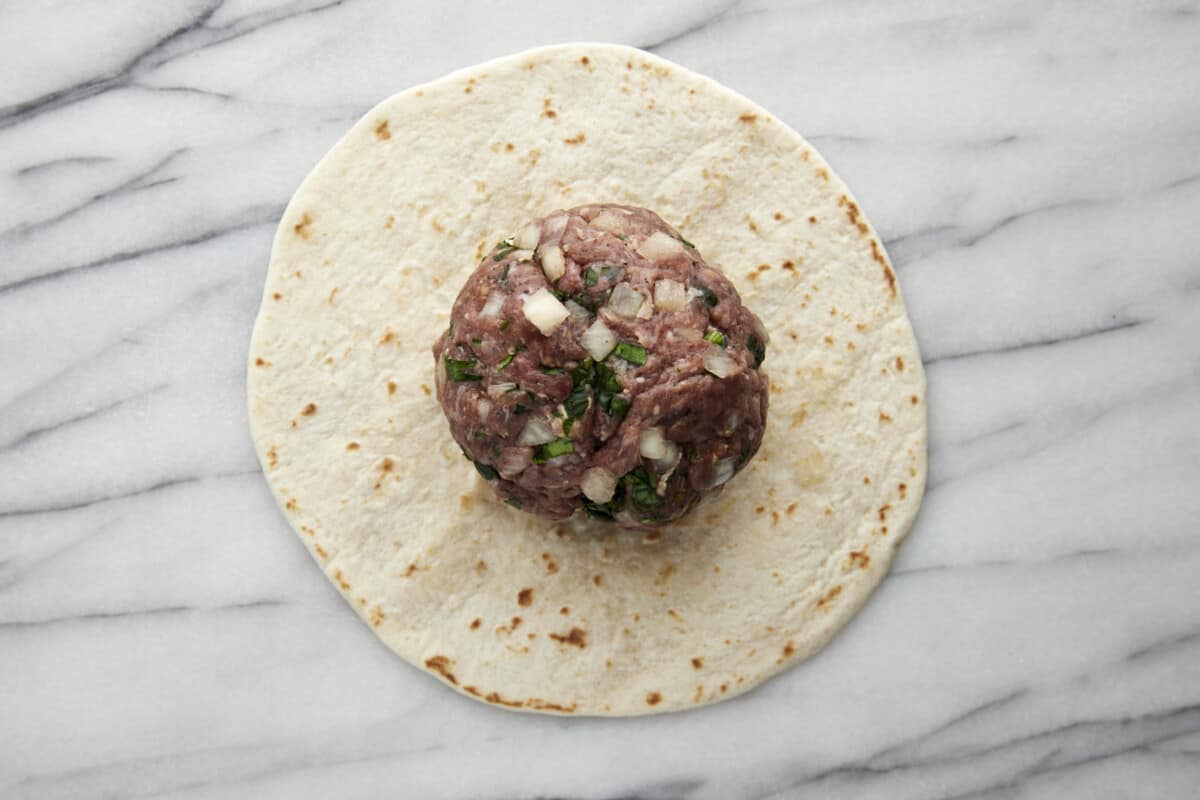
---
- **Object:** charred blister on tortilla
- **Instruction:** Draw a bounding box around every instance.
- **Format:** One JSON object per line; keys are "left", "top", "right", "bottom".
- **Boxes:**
{"left": 432, "top": 204, "right": 769, "bottom": 529}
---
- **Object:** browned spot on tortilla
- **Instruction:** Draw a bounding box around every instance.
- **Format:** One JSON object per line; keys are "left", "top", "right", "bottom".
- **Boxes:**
{"left": 431, "top": 218, "right": 445, "bottom": 233}
{"left": 910, "top": 466, "right": 918, "bottom": 477}
{"left": 899, "top": 482, "right": 908, "bottom": 498}
{"left": 644, "top": 530, "right": 663, "bottom": 542}
{"left": 380, "top": 458, "right": 394, "bottom": 473}
{"left": 655, "top": 564, "right": 677, "bottom": 585}
{"left": 626, "top": 59, "right": 633, "bottom": 69}
{"left": 564, "top": 132, "right": 586, "bottom": 145}
{"left": 755, "top": 505, "right": 765, "bottom": 514}
{"left": 272, "top": 292, "right": 282, "bottom": 301}
{"left": 470, "top": 618, "right": 481, "bottom": 630}
{"left": 331, "top": 569, "right": 350, "bottom": 591}
{"left": 293, "top": 212, "right": 313, "bottom": 238}
{"left": 692, "top": 657, "right": 704, "bottom": 669}
{"left": 323, "top": 356, "right": 333, "bottom": 365}
{"left": 771, "top": 511, "right": 780, "bottom": 526}
{"left": 871, "top": 240, "right": 897, "bottom": 295}
{"left": 774, "top": 212, "right": 784, "bottom": 221}
{"left": 284, "top": 497, "right": 297, "bottom": 512}
{"left": 403, "top": 562, "right": 419, "bottom": 577}
{"left": 314, "top": 543, "right": 328, "bottom": 560}
{"left": 633, "top": 613, "right": 640, "bottom": 622}
{"left": 593, "top": 574, "right": 604, "bottom": 586}
{"left": 254, "top": 357, "right": 269, "bottom": 367}
{"left": 559, "top": 606, "right": 569, "bottom": 615}
{"left": 542, "top": 107, "right": 557, "bottom": 119}
{"left": 384, "top": 214, "right": 395, "bottom": 230}
{"left": 747, "top": 216, "right": 760, "bottom": 233}
{"left": 460, "top": 494, "right": 473, "bottom": 511}
{"left": 848, "top": 550, "right": 871, "bottom": 570}
{"left": 879, "top": 411, "right": 893, "bottom": 423}
{"left": 387, "top": 380, "right": 397, "bottom": 395}
{"left": 863, "top": 476, "right": 872, "bottom": 485}
{"left": 424, "top": 655, "right": 457, "bottom": 685}
{"left": 847, "top": 341, "right": 857, "bottom": 351}
{"left": 266, "top": 447, "right": 278, "bottom": 469}
{"left": 824, "top": 335, "right": 835, "bottom": 346}
{"left": 782, "top": 260, "right": 796, "bottom": 273}
{"left": 646, "top": 691, "right": 663, "bottom": 706}
{"left": 783, "top": 641, "right": 796, "bottom": 658}
{"left": 739, "top": 113, "right": 757, "bottom": 123}
{"left": 694, "top": 685, "right": 704, "bottom": 702}
{"left": 816, "top": 168, "right": 829, "bottom": 182}
{"left": 720, "top": 683, "right": 729, "bottom": 694}
{"left": 504, "top": 142, "right": 515, "bottom": 152}
{"left": 540, "top": 552, "right": 559, "bottom": 574}
{"left": 525, "top": 698, "right": 577, "bottom": 713}
{"left": 747, "top": 271, "right": 759, "bottom": 282}
{"left": 415, "top": 384, "right": 429, "bottom": 397}
{"left": 824, "top": 506, "right": 833, "bottom": 516}
{"left": 895, "top": 356, "right": 906, "bottom": 372}
{"left": 374, "top": 120, "right": 391, "bottom": 140}
{"left": 879, "top": 504, "right": 892, "bottom": 521}
{"left": 550, "top": 627, "right": 587, "bottom": 648}
{"left": 517, "top": 588, "right": 533, "bottom": 607}
{"left": 817, "top": 585, "right": 843, "bottom": 608}
{"left": 345, "top": 441, "right": 359, "bottom": 451}
{"left": 379, "top": 330, "right": 395, "bottom": 344}
{"left": 786, "top": 502, "right": 797, "bottom": 515}
{"left": 668, "top": 609, "right": 682, "bottom": 621}
{"left": 369, "top": 607, "right": 385, "bottom": 627}
{"left": 580, "top": 55, "right": 590, "bottom": 65}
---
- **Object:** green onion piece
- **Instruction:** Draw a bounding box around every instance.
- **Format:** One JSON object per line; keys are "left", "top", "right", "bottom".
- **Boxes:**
{"left": 704, "top": 330, "right": 726, "bottom": 347}
{"left": 498, "top": 319, "right": 510, "bottom": 331}
{"left": 698, "top": 285, "right": 718, "bottom": 307}
{"left": 747, "top": 334, "right": 766, "bottom": 368}
{"left": 612, "top": 341, "right": 647, "bottom": 366}
{"left": 506, "top": 497, "right": 523, "bottom": 509}
{"left": 609, "top": 395, "right": 631, "bottom": 418}
{"left": 533, "top": 437, "right": 575, "bottom": 463}
{"left": 679, "top": 236, "right": 695, "bottom": 248}
{"left": 473, "top": 460, "right": 498, "bottom": 480}
{"left": 471, "top": 337, "right": 482, "bottom": 346}
{"left": 584, "top": 267, "right": 598, "bottom": 286}
{"left": 493, "top": 237, "right": 516, "bottom": 261}
{"left": 445, "top": 357, "right": 482, "bottom": 382}
{"left": 562, "top": 417, "right": 575, "bottom": 436}
{"left": 498, "top": 351, "right": 516, "bottom": 369}
{"left": 541, "top": 365, "right": 563, "bottom": 375}
{"left": 623, "top": 466, "right": 661, "bottom": 511}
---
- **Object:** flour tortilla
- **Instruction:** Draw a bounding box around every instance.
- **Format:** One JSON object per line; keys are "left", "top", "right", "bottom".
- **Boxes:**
{"left": 248, "top": 43, "right": 926, "bottom": 715}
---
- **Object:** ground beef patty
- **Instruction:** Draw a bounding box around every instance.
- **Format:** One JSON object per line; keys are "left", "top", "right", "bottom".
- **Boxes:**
{"left": 433, "top": 204, "right": 769, "bottom": 528}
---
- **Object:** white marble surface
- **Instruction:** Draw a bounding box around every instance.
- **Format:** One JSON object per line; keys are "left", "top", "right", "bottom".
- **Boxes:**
{"left": 2, "top": 1, "right": 1199, "bottom": 797}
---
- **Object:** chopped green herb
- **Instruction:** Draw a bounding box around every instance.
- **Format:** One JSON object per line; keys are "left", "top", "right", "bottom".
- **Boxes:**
{"left": 533, "top": 437, "right": 575, "bottom": 463}
{"left": 562, "top": 417, "right": 575, "bottom": 435}
{"left": 618, "top": 234, "right": 628, "bottom": 243}
{"left": 679, "top": 236, "right": 695, "bottom": 248}
{"left": 514, "top": 403, "right": 528, "bottom": 415}
{"left": 609, "top": 394, "right": 631, "bottom": 417}
{"left": 623, "top": 467, "right": 661, "bottom": 511}
{"left": 582, "top": 481, "right": 625, "bottom": 521}
{"left": 471, "top": 337, "right": 482, "bottom": 346}
{"left": 473, "top": 430, "right": 489, "bottom": 440}
{"left": 565, "top": 361, "right": 593, "bottom": 419}
{"left": 747, "top": 334, "right": 766, "bottom": 368}
{"left": 506, "top": 497, "right": 523, "bottom": 509}
{"left": 473, "top": 459, "right": 498, "bottom": 480}
{"left": 612, "top": 341, "right": 648, "bottom": 366}
{"left": 584, "top": 267, "right": 598, "bottom": 286}
{"left": 540, "top": 365, "right": 563, "bottom": 375}
{"left": 445, "top": 356, "right": 482, "bottom": 382}
{"left": 698, "top": 285, "right": 718, "bottom": 307}
{"left": 493, "top": 237, "right": 516, "bottom": 261}
{"left": 593, "top": 361, "right": 629, "bottom": 418}
{"left": 498, "top": 318, "right": 510, "bottom": 331}
{"left": 704, "top": 330, "right": 726, "bottom": 347}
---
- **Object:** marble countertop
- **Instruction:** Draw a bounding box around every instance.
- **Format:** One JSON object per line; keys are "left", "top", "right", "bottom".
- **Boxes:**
{"left": 3, "top": 1, "right": 1199, "bottom": 798}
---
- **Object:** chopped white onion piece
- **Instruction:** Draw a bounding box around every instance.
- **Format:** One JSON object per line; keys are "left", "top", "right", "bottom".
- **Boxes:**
{"left": 518, "top": 418, "right": 556, "bottom": 446}
{"left": 543, "top": 213, "right": 568, "bottom": 239}
{"left": 708, "top": 457, "right": 736, "bottom": 488}
{"left": 480, "top": 290, "right": 505, "bottom": 318}
{"left": 538, "top": 244, "right": 565, "bottom": 281}
{"left": 581, "top": 467, "right": 618, "bottom": 503}
{"left": 476, "top": 398, "right": 492, "bottom": 418}
{"left": 522, "top": 288, "right": 570, "bottom": 336}
{"left": 704, "top": 350, "right": 738, "bottom": 378}
{"left": 722, "top": 410, "right": 741, "bottom": 435}
{"left": 638, "top": 426, "right": 669, "bottom": 460}
{"left": 653, "top": 279, "right": 687, "bottom": 311}
{"left": 497, "top": 446, "right": 533, "bottom": 478}
{"left": 564, "top": 299, "right": 591, "bottom": 324}
{"left": 487, "top": 381, "right": 517, "bottom": 398}
{"left": 590, "top": 209, "right": 630, "bottom": 234}
{"left": 636, "top": 231, "right": 684, "bottom": 262}
{"left": 510, "top": 249, "right": 534, "bottom": 262}
{"left": 516, "top": 222, "right": 541, "bottom": 250}
{"left": 608, "top": 284, "right": 646, "bottom": 319}
{"left": 580, "top": 318, "right": 617, "bottom": 360}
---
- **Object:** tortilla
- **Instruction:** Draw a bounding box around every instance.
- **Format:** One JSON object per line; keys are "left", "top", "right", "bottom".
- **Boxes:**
{"left": 248, "top": 43, "right": 926, "bottom": 715}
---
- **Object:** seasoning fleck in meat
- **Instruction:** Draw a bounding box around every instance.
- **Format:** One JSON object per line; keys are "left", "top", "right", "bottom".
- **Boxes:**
{"left": 432, "top": 204, "right": 769, "bottom": 528}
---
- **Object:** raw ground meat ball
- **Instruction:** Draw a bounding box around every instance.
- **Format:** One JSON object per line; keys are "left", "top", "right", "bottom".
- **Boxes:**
{"left": 433, "top": 204, "right": 769, "bottom": 528}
